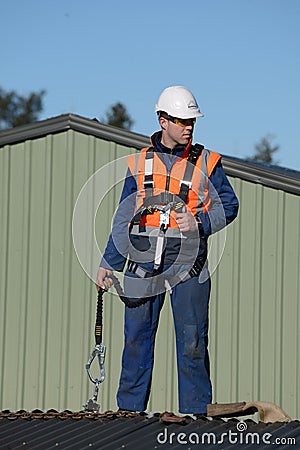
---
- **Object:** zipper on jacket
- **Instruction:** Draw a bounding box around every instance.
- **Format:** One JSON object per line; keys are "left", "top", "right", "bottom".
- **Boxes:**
{"left": 165, "top": 148, "right": 176, "bottom": 191}
{"left": 165, "top": 171, "right": 170, "bottom": 191}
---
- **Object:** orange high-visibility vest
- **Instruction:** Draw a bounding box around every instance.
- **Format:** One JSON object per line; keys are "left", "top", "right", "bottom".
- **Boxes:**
{"left": 127, "top": 146, "right": 221, "bottom": 230}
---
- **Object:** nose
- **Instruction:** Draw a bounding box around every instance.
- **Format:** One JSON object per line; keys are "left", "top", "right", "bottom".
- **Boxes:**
{"left": 185, "top": 124, "right": 193, "bottom": 131}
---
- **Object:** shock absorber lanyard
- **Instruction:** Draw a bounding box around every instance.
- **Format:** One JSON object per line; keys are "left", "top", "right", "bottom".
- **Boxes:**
{"left": 84, "top": 288, "right": 106, "bottom": 413}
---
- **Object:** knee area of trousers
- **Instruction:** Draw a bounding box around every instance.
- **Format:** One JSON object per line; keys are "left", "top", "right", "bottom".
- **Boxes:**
{"left": 182, "top": 325, "right": 208, "bottom": 359}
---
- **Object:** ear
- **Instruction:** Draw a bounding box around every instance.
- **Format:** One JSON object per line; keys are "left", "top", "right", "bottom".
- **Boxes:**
{"left": 159, "top": 116, "right": 168, "bottom": 130}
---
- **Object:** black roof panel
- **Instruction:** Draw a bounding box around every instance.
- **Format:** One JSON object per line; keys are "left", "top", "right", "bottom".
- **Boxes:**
{"left": 0, "top": 411, "right": 299, "bottom": 450}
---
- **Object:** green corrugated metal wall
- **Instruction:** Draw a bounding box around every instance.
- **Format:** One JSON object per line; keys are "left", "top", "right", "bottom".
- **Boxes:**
{"left": 0, "top": 127, "right": 299, "bottom": 418}
{"left": 210, "top": 177, "right": 300, "bottom": 416}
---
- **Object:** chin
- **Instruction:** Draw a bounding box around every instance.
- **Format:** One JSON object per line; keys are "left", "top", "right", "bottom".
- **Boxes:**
{"left": 182, "top": 137, "right": 190, "bottom": 144}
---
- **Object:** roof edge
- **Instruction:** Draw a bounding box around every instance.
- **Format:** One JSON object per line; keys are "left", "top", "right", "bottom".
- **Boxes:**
{"left": 0, "top": 113, "right": 299, "bottom": 195}
{"left": 0, "top": 113, "right": 150, "bottom": 149}
{"left": 222, "top": 156, "right": 300, "bottom": 195}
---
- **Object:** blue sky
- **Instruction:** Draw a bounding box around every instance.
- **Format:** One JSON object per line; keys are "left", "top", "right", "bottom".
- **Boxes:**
{"left": 1, "top": 0, "right": 300, "bottom": 170}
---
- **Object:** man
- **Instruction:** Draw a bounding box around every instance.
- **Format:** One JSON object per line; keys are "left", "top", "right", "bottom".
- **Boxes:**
{"left": 96, "top": 86, "right": 239, "bottom": 416}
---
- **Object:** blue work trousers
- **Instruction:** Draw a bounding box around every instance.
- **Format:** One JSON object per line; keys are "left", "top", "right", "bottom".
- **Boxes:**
{"left": 116, "top": 273, "right": 212, "bottom": 414}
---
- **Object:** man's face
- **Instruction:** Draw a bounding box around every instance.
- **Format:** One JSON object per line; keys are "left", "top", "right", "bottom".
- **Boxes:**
{"left": 159, "top": 116, "right": 195, "bottom": 148}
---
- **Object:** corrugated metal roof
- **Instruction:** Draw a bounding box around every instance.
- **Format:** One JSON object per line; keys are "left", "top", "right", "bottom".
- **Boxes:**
{"left": 0, "top": 409, "right": 298, "bottom": 450}
{"left": 0, "top": 113, "right": 299, "bottom": 194}
{"left": 0, "top": 411, "right": 299, "bottom": 449}
{"left": 0, "top": 114, "right": 150, "bottom": 150}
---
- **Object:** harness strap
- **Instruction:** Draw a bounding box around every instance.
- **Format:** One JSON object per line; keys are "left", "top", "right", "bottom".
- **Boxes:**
{"left": 130, "top": 195, "right": 186, "bottom": 230}
{"left": 178, "top": 144, "right": 204, "bottom": 203}
{"left": 142, "top": 144, "right": 205, "bottom": 204}
{"left": 154, "top": 225, "right": 166, "bottom": 269}
{"left": 127, "top": 254, "right": 206, "bottom": 281}
{"left": 110, "top": 273, "right": 153, "bottom": 308}
{"left": 143, "top": 148, "right": 154, "bottom": 198}
{"left": 143, "top": 193, "right": 185, "bottom": 211}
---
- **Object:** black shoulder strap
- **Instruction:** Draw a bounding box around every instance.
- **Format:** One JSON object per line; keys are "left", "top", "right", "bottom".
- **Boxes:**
{"left": 178, "top": 144, "right": 204, "bottom": 203}
{"left": 188, "top": 144, "right": 204, "bottom": 164}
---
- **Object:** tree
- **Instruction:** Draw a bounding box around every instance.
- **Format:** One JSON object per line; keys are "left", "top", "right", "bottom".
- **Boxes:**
{"left": 103, "top": 102, "right": 134, "bottom": 130}
{"left": 0, "top": 87, "right": 46, "bottom": 130}
{"left": 248, "top": 134, "right": 279, "bottom": 165}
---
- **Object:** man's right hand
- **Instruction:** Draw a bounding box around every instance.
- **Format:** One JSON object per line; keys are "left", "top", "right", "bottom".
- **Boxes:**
{"left": 96, "top": 267, "right": 114, "bottom": 291}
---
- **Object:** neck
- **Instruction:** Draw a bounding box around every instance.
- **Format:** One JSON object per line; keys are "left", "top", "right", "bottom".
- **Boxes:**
{"left": 161, "top": 133, "right": 176, "bottom": 150}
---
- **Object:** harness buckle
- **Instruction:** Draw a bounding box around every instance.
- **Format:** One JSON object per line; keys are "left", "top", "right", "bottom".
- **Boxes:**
{"left": 128, "top": 261, "right": 150, "bottom": 278}
{"left": 143, "top": 180, "right": 154, "bottom": 189}
{"left": 179, "top": 180, "right": 192, "bottom": 189}
{"left": 159, "top": 209, "right": 170, "bottom": 228}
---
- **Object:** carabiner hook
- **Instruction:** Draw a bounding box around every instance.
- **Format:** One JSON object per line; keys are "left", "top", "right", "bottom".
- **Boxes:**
{"left": 84, "top": 343, "right": 106, "bottom": 412}
{"left": 85, "top": 343, "right": 106, "bottom": 385}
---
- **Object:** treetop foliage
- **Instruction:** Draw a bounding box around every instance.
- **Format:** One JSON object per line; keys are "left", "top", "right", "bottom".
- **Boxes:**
{"left": 0, "top": 87, "right": 46, "bottom": 130}
{"left": 102, "top": 102, "right": 134, "bottom": 130}
{"left": 248, "top": 134, "right": 280, "bottom": 165}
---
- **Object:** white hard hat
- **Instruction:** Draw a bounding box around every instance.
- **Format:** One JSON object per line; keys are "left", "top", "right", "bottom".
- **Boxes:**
{"left": 155, "top": 86, "right": 204, "bottom": 119}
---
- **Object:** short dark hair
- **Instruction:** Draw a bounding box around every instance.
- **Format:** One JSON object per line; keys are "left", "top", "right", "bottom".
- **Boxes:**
{"left": 157, "top": 111, "right": 169, "bottom": 119}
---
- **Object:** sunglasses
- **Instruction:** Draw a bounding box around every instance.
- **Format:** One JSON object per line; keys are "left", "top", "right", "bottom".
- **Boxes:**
{"left": 167, "top": 115, "right": 196, "bottom": 127}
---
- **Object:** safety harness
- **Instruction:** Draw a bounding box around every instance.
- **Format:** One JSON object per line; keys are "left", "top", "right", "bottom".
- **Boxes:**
{"left": 128, "top": 143, "right": 208, "bottom": 276}
{"left": 130, "top": 144, "right": 207, "bottom": 227}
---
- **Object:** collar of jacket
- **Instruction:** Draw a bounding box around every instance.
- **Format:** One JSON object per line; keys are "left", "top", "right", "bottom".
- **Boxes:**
{"left": 150, "top": 131, "right": 192, "bottom": 157}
